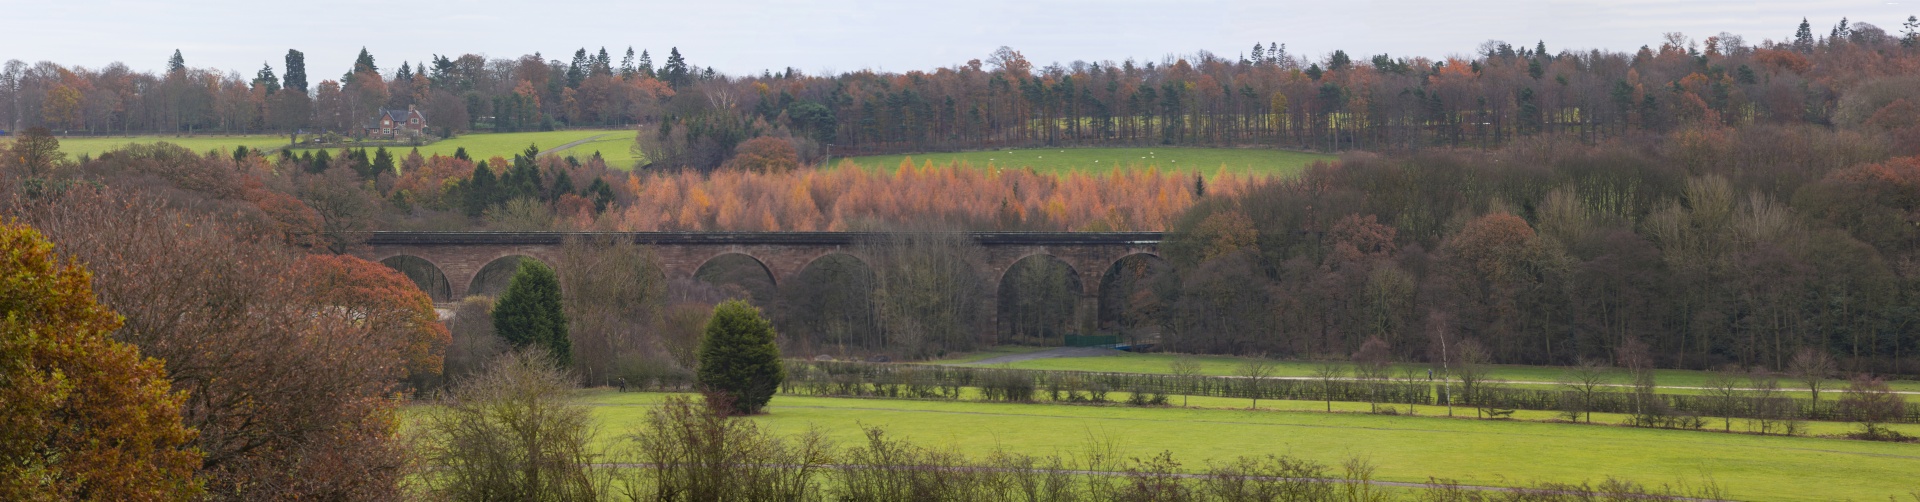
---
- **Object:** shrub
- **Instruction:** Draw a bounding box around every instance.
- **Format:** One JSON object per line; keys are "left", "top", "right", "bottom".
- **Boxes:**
{"left": 493, "top": 260, "right": 570, "bottom": 366}
{"left": 416, "top": 350, "right": 603, "bottom": 501}
{"left": 697, "top": 300, "right": 785, "bottom": 415}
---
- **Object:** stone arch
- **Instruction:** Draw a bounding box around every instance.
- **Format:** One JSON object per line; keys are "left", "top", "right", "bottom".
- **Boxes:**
{"left": 780, "top": 252, "right": 880, "bottom": 353}
{"left": 996, "top": 254, "right": 1085, "bottom": 345}
{"left": 1098, "top": 253, "right": 1170, "bottom": 336}
{"left": 467, "top": 254, "right": 547, "bottom": 298}
{"left": 378, "top": 254, "right": 453, "bottom": 302}
{"left": 694, "top": 252, "right": 778, "bottom": 307}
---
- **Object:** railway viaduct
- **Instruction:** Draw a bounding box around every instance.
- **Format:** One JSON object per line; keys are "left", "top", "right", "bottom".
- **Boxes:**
{"left": 360, "top": 231, "right": 1165, "bottom": 332}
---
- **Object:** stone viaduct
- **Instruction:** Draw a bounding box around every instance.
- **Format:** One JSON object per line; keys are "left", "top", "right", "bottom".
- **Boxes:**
{"left": 360, "top": 231, "right": 1164, "bottom": 332}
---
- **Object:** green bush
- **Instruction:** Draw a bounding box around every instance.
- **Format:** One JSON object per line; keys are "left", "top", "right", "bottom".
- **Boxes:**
{"left": 492, "top": 260, "right": 570, "bottom": 366}
{"left": 697, "top": 300, "right": 785, "bottom": 415}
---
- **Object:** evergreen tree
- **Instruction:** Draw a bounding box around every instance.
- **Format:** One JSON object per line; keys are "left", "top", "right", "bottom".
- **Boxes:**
{"left": 567, "top": 48, "right": 587, "bottom": 88}
{"left": 283, "top": 49, "right": 309, "bottom": 94}
{"left": 1795, "top": 18, "right": 1816, "bottom": 52}
{"left": 1535, "top": 40, "right": 1549, "bottom": 59}
{"left": 309, "top": 149, "right": 332, "bottom": 174}
{"left": 1905, "top": 16, "right": 1920, "bottom": 47}
{"left": 663, "top": 47, "right": 689, "bottom": 88}
{"left": 453, "top": 146, "right": 471, "bottom": 162}
{"left": 696, "top": 300, "right": 784, "bottom": 415}
{"left": 593, "top": 47, "right": 612, "bottom": 77}
{"left": 587, "top": 178, "right": 614, "bottom": 213}
{"left": 166, "top": 50, "right": 185, "bottom": 74}
{"left": 638, "top": 50, "right": 655, "bottom": 78}
{"left": 1250, "top": 43, "right": 1265, "bottom": 64}
{"left": 347, "top": 47, "right": 378, "bottom": 81}
{"left": 395, "top": 62, "right": 413, "bottom": 82}
{"left": 254, "top": 63, "right": 280, "bottom": 93}
{"left": 620, "top": 47, "right": 637, "bottom": 79}
{"left": 371, "top": 147, "right": 394, "bottom": 178}
{"left": 463, "top": 161, "right": 498, "bottom": 217}
{"left": 492, "top": 260, "right": 570, "bottom": 367}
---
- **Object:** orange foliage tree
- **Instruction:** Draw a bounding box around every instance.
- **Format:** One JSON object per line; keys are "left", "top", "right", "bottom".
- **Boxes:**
{"left": 0, "top": 222, "right": 202, "bottom": 501}
{"left": 298, "top": 254, "right": 451, "bottom": 391}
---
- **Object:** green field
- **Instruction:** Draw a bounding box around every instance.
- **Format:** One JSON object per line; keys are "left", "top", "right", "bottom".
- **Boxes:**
{"left": 841, "top": 147, "right": 1332, "bottom": 178}
{"left": 583, "top": 391, "right": 1920, "bottom": 501}
{"left": 287, "top": 129, "right": 634, "bottom": 165}
{"left": 942, "top": 349, "right": 1920, "bottom": 394}
{"left": 47, "top": 134, "right": 293, "bottom": 159}
{"left": 548, "top": 129, "right": 642, "bottom": 168}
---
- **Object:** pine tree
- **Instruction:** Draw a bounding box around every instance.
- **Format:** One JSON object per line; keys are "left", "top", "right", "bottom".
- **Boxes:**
{"left": 254, "top": 63, "right": 280, "bottom": 93}
{"left": 283, "top": 49, "right": 309, "bottom": 94}
{"left": 1905, "top": 16, "right": 1920, "bottom": 47}
{"left": 166, "top": 50, "right": 185, "bottom": 74}
{"left": 463, "top": 160, "right": 497, "bottom": 216}
{"left": 663, "top": 47, "right": 689, "bottom": 88}
{"left": 638, "top": 50, "right": 655, "bottom": 78}
{"left": 492, "top": 259, "right": 570, "bottom": 366}
{"left": 567, "top": 48, "right": 587, "bottom": 88}
{"left": 696, "top": 300, "right": 784, "bottom": 415}
{"left": 620, "top": 47, "right": 637, "bottom": 79}
{"left": 395, "top": 61, "right": 413, "bottom": 82}
{"left": 371, "top": 147, "right": 395, "bottom": 178}
{"left": 593, "top": 47, "right": 612, "bottom": 77}
{"left": 1795, "top": 18, "right": 1816, "bottom": 52}
{"left": 346, "top": 47, "right": 378, "bottom": 81}
{"left": 1250, "top": 43, "right": 1265, "bottom": 64}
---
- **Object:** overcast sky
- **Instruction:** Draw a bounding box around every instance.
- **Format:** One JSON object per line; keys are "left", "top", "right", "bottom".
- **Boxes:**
{"left": 2, "top": 0, "right": 1913, "bottom": 78}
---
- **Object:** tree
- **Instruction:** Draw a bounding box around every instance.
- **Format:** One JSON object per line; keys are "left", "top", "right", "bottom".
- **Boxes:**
{"left": 1312, "top": 362, "right": 1344, "bottom": 412}
{"left": 1838, "top": 374, "right": 1907, "bottom": 440}
{"left": 724, "top": 136, "right": 799, "bottom": 173}
{"left": 1452, "top": 338, "right": 1491, "bottom": 417}
{"left": 167, "top": 49, "right": 185, "bottom": 74}
{"left": 1558, "top": 359, "right": 1611, "bottom": 424}
{"left": 493, "top": 259, "right": 571, "bottom": 366}
{"left": 1794, "top": 18, "right": 1815, "bottom": 52}
{"left": 1702, "top": 365, "right": 1745, "bottom": 432}
{"left": 416, "top": 350, "right": 602, "bottom": 501}
{"left": 1352, "top": 337, "right": 1393, "bottom": 413}
{"left": 662, "top": 47, "right": 690, "bottom": 88}
{"left": 1236, "top": 356, "right": 1276, "bottom": 410}
{"left": 349, "top": 47, "right": 378, "bottom": 80}
{"left": 697, "top": 299, "right": 785, "bottom": 415}
{"left": 1787, "top": 347, "right": 1836, "bottom": 404}
{"left": 0, "top": 222, "right": 202, "bottom": 501}
{"left": 1169, "top": 354, "right": 1202, "bottom": 407}
{"left": 283, "top": 49, "right": 309, "bottom": 94}
{"left": 3, "top": 126, "right": 63, "bottom": 178}
{"left": 297, "top": 254, "right": 451, "bottom": 392}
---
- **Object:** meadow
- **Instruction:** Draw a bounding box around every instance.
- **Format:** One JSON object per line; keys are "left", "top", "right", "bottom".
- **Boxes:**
{"left": 941, "top": 348, "right": 1920, "bottom": 394}
{"left": 583, "top": 391, "right": 1920, "bottom": 501}
{"left": 53, "top": 134, "right": 293, "bottom": 159}
{"left": 286, "top": 129, "right": 635, "bottom": 165}
{"left": 841, "top": 147, "right": 1333, "bottom": 179}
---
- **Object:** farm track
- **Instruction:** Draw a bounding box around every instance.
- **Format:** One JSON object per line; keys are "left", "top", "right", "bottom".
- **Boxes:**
{"left": 539, "top": 133, "right": 609, "bottom": 157}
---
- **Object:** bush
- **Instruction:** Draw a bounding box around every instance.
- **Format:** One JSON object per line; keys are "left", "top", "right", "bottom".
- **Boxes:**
{"left": 697, "top": 300, "right": 785, "bottom": 415}
{"left": 623, "top": 396, "right": 827, "bottom": 501}
{"left": 493, "top": 260, "right": 570, "bottom": 366}
{"left": 416, "top": 350, "right": 603, "bottom": 501}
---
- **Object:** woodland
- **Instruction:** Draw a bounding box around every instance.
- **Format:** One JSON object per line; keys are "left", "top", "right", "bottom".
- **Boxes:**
{"left": 3, "top": 15, "right": 1920, "bottom": 501}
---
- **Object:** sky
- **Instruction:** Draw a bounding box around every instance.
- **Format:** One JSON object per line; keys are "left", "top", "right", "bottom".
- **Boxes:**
{"left": 1, "top": 0, "right": 1913, "bottom": 78}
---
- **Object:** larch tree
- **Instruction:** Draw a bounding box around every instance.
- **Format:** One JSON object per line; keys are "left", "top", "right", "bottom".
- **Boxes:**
{"left": 0, "top": 222, "right": 202, "bottom": 501}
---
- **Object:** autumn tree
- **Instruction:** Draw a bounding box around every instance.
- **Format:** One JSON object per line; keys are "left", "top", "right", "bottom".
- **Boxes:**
{"left": 3, "top": 126, "right": 64, "bottom": 178}
{"left": 0, "top": 222, "right": 202, "bottom": 501}
{"left": 1838, "top": 374, "right": 1908, "bottom": 440}
{"left": 493, "top": 259, "right": 571, "bottom": 367}
{"left": 297, "top": 254, "right": 451, "bottom": 391}
{"left": 697, "top": 299, "right": 785, "bottom": 415}
{"left": 555, "top": 236, "right": 667, "bottom": 385}
{"left": 724, "top": 136, "right": 799, "bottom": 173}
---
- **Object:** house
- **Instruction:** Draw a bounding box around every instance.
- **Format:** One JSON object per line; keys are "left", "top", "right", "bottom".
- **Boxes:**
{"left": 366, "top": 105, "right": 426, "bottom": 139}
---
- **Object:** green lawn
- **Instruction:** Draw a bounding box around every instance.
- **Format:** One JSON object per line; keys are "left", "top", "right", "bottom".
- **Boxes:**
{"left": 942, "top": 349, "right": 1920, "bottom": 394}
{"left": 584, "top": 391, "right": 1920, "bottom": 501}
{"left": 840, "top": 147, "right": 1331, "bottom": 179}
{"left": 49, "top": 134, "right": 293, "bottom": 159}
{"left": 549, "top": 129, "right": 642, "bottom": 168}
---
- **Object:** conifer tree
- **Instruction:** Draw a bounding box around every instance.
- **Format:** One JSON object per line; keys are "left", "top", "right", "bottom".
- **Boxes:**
{"left": 254, "top": 63, "right": 280, "bottom": 93}
{"left": 1795, "top": 18, "right": 1815, "bottom": 52}
{"left": 166, "top": 50, "right": 185, "bottom": 74}
{"left": 492, "top": 259, "right": 570, "bottom": 367}
{"left": 638, "top": 50, "right": 655, "bottom": 78}
{"left": 696, "top": 300, "right": 784, "bottom": 415}
{"left": 283, "top": 49, "right": 309, "bottom": 94}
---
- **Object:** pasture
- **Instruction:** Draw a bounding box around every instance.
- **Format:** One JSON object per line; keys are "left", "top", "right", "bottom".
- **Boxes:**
{"left": 286, "top": 129, "right": 634, "bottom": 165}
{"left": 583, "top": 391, "right": 1920, "bottom": 501}
{"left": 942, "top": 349, "right": 1920, "bottom": 394}
{"left": 841, "top": 147, "right": 1332, "bottom": 178}
{"left": 50, "top": 134, "right": 292, "bottom": 159}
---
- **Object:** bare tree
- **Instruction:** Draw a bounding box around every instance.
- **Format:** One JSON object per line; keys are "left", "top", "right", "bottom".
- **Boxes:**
{"left": 1353, "top": 337, "right": 1393, "bottom": 413}
{"left": 1702, "top": 365, "right": 1746, "bottom": 432}
{"left": 1787, "top": 347, "right": 1836, "bottom": 404}
{"left": 555, "top": 236, "right": 667, "bottom": 385}
{"left": 1838, "top": 374, "right": 1908, "bottom": 441}
{"left": 1745, "top": 367, "right": 1799, "bottom": 435}
{"left": 1558, "top": 359, "right": 1612, "bottom": 424}
{"left": 1452, "top": 338, "right": 1491, "bottom": 415}
{"left": 1236, "top": 356, "right": 1276, "bottom": 410}
{"left": 1169, "top": 354, "right": 1203, "bottom": 407}
{"left": 1312, "top": 362, "right": 1345, "bottom": 412}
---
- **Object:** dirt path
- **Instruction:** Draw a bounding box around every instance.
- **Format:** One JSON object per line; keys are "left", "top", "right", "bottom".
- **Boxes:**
{"left": 538, "top": 133, "right": 608, "bottom": 157}
{"left": 969, "top": 346, "right": 1129, "bottom": 365}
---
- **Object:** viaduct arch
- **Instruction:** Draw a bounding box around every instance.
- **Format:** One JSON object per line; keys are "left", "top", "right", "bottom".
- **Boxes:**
{"left": 361, "top": 231, "right": 1162, "bottom": 336}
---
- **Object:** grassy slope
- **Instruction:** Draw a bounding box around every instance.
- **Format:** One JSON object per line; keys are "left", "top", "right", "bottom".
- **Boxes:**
{"left": 550, "top": 129, "right": 642, "bottom": 168}
{"left": 941, "top": 350, "right": 1920, "bottom": 394}
{"left": 287, "top": 129, "right": 629, "bottom": 163}
{"left": 586, "top": 391, "right": 1920, "bottom": 501}
{"left": 841, "top": 147, "right": 1332, "bottom": 179}
{"left": 53, "top": 135, "right": 292, "bottom": 159}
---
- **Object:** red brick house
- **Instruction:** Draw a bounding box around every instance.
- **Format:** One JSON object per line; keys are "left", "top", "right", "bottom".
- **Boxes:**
{"left": 367, "top": 105, "right": 426, "bottom": 139}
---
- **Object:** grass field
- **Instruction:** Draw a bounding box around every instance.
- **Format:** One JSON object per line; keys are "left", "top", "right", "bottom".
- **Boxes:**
{"left": 941, "top": 349, "right": 1920, "bottom": 394}
{"left": 582, "top": 391, "right": 1920, "bottom": 501}
{"left": 841, "top": 147, "right": 1332, "bottom": 178}
{"left": 548, "top": 129, "right": 642, "bottom": 168}
{"left": 49, "top": 134, "right": 293, "bottom": 159}
{"left": 287, "top": 129, "right": 633, "bottom": 165}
